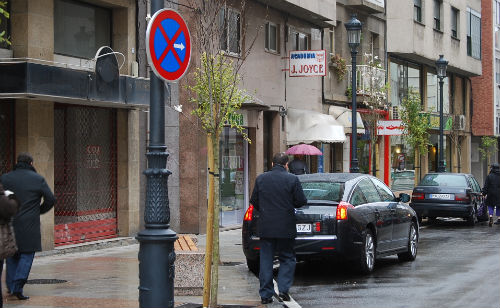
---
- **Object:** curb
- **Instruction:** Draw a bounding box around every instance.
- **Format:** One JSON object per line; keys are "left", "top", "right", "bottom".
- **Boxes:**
{"left": 37, "top": 236, "right": 138, "bottom": 257}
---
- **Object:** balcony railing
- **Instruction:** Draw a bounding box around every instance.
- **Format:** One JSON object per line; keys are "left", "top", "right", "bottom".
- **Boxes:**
{"left": 347, "top": 64, "right": 386, "bottom": 97}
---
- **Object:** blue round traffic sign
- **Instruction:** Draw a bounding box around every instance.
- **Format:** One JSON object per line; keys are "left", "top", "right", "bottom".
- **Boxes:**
{"left": 146, "top": 9, "right": 191, "bottom": 82}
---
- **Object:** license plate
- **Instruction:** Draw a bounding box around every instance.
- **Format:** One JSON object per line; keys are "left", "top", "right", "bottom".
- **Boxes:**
{"left": 429, "top": 193, "right": 453, "bottom": 200}
{"left": 296, "top": 224, "right": 311, "bottom": 233}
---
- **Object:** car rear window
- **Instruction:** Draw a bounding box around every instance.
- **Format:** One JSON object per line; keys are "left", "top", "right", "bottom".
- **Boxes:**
{"left": 419, "top": 174, "right": 468, "bottom": 187}
{"left": 301, "top": 182, "right": 342, "bottom": 202}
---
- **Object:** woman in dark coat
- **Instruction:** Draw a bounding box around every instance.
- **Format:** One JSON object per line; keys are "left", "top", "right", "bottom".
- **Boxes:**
{"left": 0, "top": 183, "right": 19, "bottom": 307}
{"left": 483, "top": 163, "right": 500, "bottom": 226}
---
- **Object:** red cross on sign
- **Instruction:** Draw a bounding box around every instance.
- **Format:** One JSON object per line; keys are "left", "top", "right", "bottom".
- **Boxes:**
{"left": 146, "top": 9, "right": 191, "bottom": 82}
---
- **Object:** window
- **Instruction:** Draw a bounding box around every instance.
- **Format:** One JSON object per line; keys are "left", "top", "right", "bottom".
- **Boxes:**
{"left": 467, "top": 8, "right": 481, "bottom": 59}
{"left": 371, "top": 178, "right": 395, "bottom": 202}
{"left": 357, "top": 178, "right": 381, "bottom": 203}
{"left": 496, "top": 1, "right": 500, "bottom": 50}
{"left": 414, "top": 0, "right": 422, "bottom": 23}
{"left": 219, "top": 7, "right": 240, "bottom": 55}
{"left": 451, "top": 7, "right": 459, "bottom": 38}
{"left": 54, "top": 0, "right": 111, "bottom": 59}
{"left": 291, "top": 30, "right": 309, "bottom": 51}
{"left": 350, "top": 187, "right": 366, "bottom": 206}
{"left": 433, "top": 0, "right": 442, "bottom": 31}
{"left": 265, "top": 22, "right": 279, "bottom": 53}
{"left": 427, "top": 71, "right": 449, "bottom": 114}
{"left": 301, "top": 182, "right": 342, "bottom": 202}
{"left": 419, "top": 174, "right": 468, "bottom": 187}
{"left": 496, "top": 58, "right": 500, "bottom": 84}
{"left": 0, "top": 1, "right": 10, "bottom": 49}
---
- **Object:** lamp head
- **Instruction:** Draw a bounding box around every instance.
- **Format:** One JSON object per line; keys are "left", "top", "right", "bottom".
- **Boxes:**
{"left": 345, "top": 14, "right": 362, "bottom": 51}
{"left": 435, "top": 54, "right": 448, "bottom": 79}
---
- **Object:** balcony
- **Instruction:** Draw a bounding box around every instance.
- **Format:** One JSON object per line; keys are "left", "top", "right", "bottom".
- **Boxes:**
{"left": 347, "top": 64, "right": 386, "bottom": 98}
{"left": 345, "top": 0, "right": 384, "bottom": 14}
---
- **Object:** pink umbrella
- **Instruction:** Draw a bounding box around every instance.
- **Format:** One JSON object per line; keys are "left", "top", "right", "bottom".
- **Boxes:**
{"left": 285, "top": 144, "right": 323, "bottom": 155}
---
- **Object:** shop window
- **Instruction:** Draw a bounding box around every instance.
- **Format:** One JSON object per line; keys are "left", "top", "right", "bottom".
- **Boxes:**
{"left": 219, "top": 7, "right": 240, "bottom": 55}
{"left": 467, "top": 8, "right": 481, "bottom": 59}
{"left": 0, "top": 102, "right": 14, "bottom": 174}
{"left": 54, "top": 0, "right": 111, "bottom": 59}
{"left": 265, "top": 22, "right": 279, "bottom": 53}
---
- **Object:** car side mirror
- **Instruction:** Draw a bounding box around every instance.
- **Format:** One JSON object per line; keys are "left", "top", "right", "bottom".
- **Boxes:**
{"left": 398, "top": 193, "right": 410, "bottom": 203}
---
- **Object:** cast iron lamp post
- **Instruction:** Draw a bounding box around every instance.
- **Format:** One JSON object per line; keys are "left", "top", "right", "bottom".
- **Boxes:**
{"left": 436, "top": 54, "right": 448, "bottom": 173}
{"left": 136, "top": 0, "right": 177, "bottom": 307}
{"left": 345, "top": 14, "right": 362, "bottom": 173}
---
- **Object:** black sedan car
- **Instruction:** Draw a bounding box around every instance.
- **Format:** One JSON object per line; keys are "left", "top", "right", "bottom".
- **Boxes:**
{"left": 410, "top": 173, "right": 487, "bottom": 225}
{"left": 242, "top": 173, "right": 419, "bottom": 274}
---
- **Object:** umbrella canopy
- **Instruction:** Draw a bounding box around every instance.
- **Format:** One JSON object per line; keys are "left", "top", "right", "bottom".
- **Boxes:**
{"left": 285, "top": 144, "right": 323, "bottom": 155}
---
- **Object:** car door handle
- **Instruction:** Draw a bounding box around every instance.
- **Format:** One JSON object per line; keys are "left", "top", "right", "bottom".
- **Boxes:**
{"left": 374, "top": 209, "right": 380, "bottom": 219}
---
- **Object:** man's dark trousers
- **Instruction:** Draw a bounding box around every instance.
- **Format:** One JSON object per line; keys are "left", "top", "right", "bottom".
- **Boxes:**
{"left": 259, "top": 238, "right": 296, "bottom": 300}
{"left": 6, "top": 252, "right": 35, "bottom": 294}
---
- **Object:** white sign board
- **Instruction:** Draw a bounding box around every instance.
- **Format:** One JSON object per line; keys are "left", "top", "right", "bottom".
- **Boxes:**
{"left": 377, "top": 120, "right": 404, "bottom": 135}
{"left": 289, "top": 50, "right": 327, "bottom": 77}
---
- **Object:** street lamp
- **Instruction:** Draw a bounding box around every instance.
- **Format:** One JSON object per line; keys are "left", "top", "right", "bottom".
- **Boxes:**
{"left": 345, "top": 14, "right": 362, "bottom": 173}
{"left": 436, "top": 54, "right": 448, "bottom": 173}
{"left": 136, "top": 1, "right": 177, "bottom": 307}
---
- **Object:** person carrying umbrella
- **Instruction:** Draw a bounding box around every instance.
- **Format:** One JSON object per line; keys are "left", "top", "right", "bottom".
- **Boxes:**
{"left": 288, "top": 155, "right": 308, "bottom": 175}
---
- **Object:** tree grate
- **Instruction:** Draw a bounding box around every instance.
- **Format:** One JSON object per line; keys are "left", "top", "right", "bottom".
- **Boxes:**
{"left": 26, "top": 279, "right": 68, "bottom": 285}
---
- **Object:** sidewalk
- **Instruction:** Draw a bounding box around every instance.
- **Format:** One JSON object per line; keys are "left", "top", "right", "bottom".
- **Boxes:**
{"left": 2, "top": 228, "right": 267, "bottom": 308}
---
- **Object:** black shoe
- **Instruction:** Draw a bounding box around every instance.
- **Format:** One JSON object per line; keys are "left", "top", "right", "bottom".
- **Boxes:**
{"left": 261, "top": 297, "right": 273, "bottom": 304}
{"left": 13, "top": 292, "right": 29, "bottom": 300}
{"left": 279, "top": 292, "right": 291, "bottom": 302}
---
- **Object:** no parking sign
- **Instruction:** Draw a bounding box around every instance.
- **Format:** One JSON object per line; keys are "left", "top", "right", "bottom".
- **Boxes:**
{"left": 146, "top": 9, "right": 191, "bottom": 82}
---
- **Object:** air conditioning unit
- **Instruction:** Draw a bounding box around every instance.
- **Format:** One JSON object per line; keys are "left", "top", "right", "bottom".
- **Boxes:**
{"left": 454, "top": 114, "right": 466, "bottom": 130}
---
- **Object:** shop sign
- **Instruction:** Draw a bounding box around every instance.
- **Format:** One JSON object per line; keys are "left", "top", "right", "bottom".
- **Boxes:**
{"left": 377, "top": 120, "right": 404, "bottom": 135}
{"left": 289, "top": 50, "right": 327, "bottom": 77}
{"left": 226, "top": 112, "right": 247, "bottom": 126}
{"left": 429, "top": 114, "right": 453, "bottom": 130}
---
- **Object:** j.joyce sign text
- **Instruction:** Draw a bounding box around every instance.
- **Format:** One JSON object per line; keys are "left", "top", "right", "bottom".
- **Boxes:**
{"left": 289, "top": 50, "right": 327, "bottom": 77}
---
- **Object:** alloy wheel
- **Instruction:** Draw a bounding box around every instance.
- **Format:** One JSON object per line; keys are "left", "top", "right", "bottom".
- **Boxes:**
{"left": 365, "top": 233, "right": 375, "bottom": 271}
{"left": 409, "top": 225, "right": 417, "bottom": 257}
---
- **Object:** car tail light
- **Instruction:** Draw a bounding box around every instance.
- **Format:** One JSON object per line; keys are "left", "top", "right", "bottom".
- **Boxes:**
{"left": 244, "top": 205, "right": 254, "bottom": 221}
{"left": 315, "top": 222, "right": 321, "bottom": 232}
{"left": 336, "top": 201, "right": 354, "bottom": 220}
{"left": 412, "top": 192, "right": 425, "bottom": 201}
{"left": 455, "top": 193, "right": 470, "bottom": 202}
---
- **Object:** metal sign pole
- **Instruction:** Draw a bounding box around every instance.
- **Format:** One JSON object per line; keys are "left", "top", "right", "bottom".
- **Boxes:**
{"left": 137, "top": 0, "right": 177, "bottom": 307}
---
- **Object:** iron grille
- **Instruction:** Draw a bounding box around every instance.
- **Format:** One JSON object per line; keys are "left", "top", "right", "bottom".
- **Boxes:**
{"left": 0, "top": 102, "right": 14, "bottom": 175}
{"left": 54, "top": 105, "right": 117, "bottom": 245}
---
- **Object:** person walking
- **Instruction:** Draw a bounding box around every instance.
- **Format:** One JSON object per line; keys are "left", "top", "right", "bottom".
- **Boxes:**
{"left": 482, "top": 163, "right": 500, "bottom": 227}
{"left": 0, "top": 153, "right": 56, "bottom": 300}
{"left": 0, "top": 183, "right": 19, "bottom": 308}
{"left": 250, "top": 152, "right": 307, "bottom": 304}
{"left": 288, "top": 154, "right": 308, "bottom": 175}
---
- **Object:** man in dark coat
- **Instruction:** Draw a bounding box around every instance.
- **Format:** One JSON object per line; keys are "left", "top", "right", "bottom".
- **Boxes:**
{"left": 0, "top": 153, "right": 56, "bottom": 300}
{"left": 483, "top": 163, "right": 500, "bottom": 226}
{"left": 250, "top": 152, "right": 307, "bottom": 304}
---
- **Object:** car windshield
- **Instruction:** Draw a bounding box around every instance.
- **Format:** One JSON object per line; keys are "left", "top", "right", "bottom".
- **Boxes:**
{"left": 419, "top": 174, "right": 468, "bottom": 187}
{"left": 301, "top": 182, "right": 342, "bottom": 202}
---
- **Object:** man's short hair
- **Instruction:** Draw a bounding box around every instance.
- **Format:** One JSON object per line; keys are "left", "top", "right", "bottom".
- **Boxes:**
{"left": 17, "top": 152, "right": 33, "bottom": 164}
{"left": 272, "top": 152, "right": 289, "bottom": 166}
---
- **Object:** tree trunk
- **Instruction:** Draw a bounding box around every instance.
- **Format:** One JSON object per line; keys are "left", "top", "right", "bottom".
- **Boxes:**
{"left": 202, "top": 134, "right": 215, "bottom": 308}
{"left": 209, "top": 133, "right": 221, "bottom": 307}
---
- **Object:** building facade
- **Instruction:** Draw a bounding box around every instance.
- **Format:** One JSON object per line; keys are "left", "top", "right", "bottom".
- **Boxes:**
{"left": 471, "top": 0, "right": 500, "bottom": 184}
{"left": 0, "top": 0, "right": 148, "bottom": 249}
{"left": 386, "top": 0, "right": 481, "bottom": 184}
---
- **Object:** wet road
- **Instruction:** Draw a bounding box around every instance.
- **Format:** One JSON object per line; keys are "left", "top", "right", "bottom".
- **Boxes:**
{"left": 289, "top": 219, "right": 500, "bottom": 308}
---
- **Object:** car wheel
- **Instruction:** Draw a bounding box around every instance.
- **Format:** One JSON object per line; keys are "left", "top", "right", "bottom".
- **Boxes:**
{"left": 246, "top": 258, "right": 259, "bottom": 275}
{"left": 398, "top": 222, "right": 418, "bottom": 262}
{"left": 417, "top": 215, "right": 422, "bottom": 225}
{"left": 357, "top": 229, "right": 375, "bottom": 274}
{"left": 467, "top": 207, "right": 477, "bottom": 226}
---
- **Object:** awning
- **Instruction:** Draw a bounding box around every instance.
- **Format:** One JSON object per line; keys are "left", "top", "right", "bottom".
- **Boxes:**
{"left": 328, "top": 105, "right": 365, "bottom": 134}
{"left": 286, "top": 108, "right": 346, "bottom": 145}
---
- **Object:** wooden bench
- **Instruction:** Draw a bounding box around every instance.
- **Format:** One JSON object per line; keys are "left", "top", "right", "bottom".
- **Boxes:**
{"left": 174, "top": 235, "right": 198, "bottom": 251}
